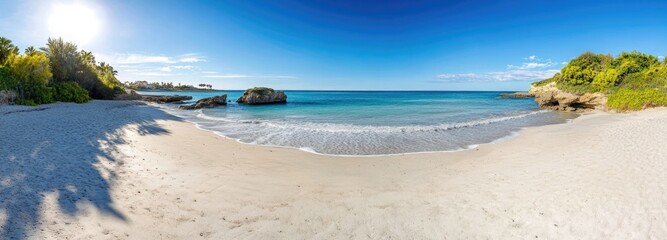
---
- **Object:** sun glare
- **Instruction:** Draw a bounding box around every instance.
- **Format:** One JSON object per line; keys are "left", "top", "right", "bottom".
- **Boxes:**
{"left": 48, "top": 4, "right": 100, "bottom": 45}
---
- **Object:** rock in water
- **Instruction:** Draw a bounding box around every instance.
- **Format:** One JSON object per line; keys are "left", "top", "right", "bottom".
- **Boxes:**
{"left": 236, "top": 87, "right": 287, "bottom": 105}
{"left": 142, "top": 95, "right": 193, "bottom": 103}
{"left": 499, "top": 92, "right": 534, "bottom": 99}
{"left": 178, "top": 95, "right": 227, "bottom": 110}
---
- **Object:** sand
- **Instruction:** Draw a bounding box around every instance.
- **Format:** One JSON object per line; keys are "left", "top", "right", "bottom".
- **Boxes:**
{"left": 1, "top": 100, "right": 666, "bottom": 239}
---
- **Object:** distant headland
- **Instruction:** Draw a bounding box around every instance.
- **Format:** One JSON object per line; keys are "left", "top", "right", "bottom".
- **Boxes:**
{"left": 124, "top": 81, "right": 221, "bottom": 92}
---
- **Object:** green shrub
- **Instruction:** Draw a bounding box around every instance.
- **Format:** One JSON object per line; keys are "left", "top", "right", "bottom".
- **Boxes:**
{"left": 607, "top": 88, "right": 667, "bottom": 111}
{"left": 76, "top": 63, "right": 119, "bottom": 99}
{"left": 611, "top": 51, "right": 658, "bottom": 76}
{"left": 560, "top": 52, "right": 612, "bottom": 86}
{"left": 32, "top": 86, "right": 55, "bottom": 104}
{"left": 42, "top": 38, "right": 125, "bottom": 100}
{"left": 1, "top": 65, "right": 54, "bottom": 104}
{"left": 15, "top": 98, "right": 37, "bottom": 106}
{"left": 2, "top": 36, "right": 126, "bottom": 104}
{"left": 592, "top": 68, "right": 620, "bottom": 90}
{"left": 555, "top": 81, "right": 598, "bottom": 94}
{"left": 643, "top": 64, "right": 667, "bottom": 87}
{"left": 54, "top": 82, "right": 91, "bottom": 103}
{"left": 0, "top": 66, "right": 17, "bottom": 90}
{"left": 616, "top": 72, "right": 666, "bottom": 91}
{"left": 561, "top": 65, "right": 597, "bottom": 85}
{"left": 5, "top": 53, "right": 52, "bottom": 100}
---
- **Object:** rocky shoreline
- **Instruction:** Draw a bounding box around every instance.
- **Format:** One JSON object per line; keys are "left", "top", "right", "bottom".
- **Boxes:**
{"left": 529, "top": 82, "right": 607, "bottom": 112}
{"left": 141, "top": 95, "right": 193, "bottom": 104}
{"left": 138, "top": 87, "right": 289, "bottom": 110}
{"left": 499, "top": 92, "right": 533, "bottom": 99}
{"left": 178, "top": 95, "right": 228, "bottom": 110}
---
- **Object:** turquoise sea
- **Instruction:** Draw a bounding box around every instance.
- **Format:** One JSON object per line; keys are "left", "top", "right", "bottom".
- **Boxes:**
{"left": 141, "top": 90, "right": 576, "bottom": 155}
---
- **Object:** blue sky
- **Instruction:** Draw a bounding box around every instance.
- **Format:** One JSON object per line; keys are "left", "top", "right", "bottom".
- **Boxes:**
{"left": 1, "top": 0, "right": 666, "bottom": 90}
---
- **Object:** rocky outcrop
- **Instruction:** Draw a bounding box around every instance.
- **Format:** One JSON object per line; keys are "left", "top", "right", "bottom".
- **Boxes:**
{"left": 499, "top": 92, "right": 534, "bottom": 99}
{"left": 178, "top": 95, "right": 227, "bottom": 110}
{"left": 0, "top": 90, "right": 17, "bottom": 105}
{"left": 114, "top": 90, "right": 143, "bottom": 100}
{"left": 141, "top": 95, "right": 192, "bottom": 103}
{"left": 236, "top": 87, "right": 287, "bottom": 105}
{"left": 529, "top": 82, "right": 607, "bottom": 111}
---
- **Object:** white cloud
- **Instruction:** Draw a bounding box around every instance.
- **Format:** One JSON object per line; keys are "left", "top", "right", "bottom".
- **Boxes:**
{"left": 115, "top": 64, "right": 152, "bottom": 69}
{"left": 99, "top": 52, "right": 298, "bottom": 83}
{"left": 158, "top": 65, "right": 194, "bottom": 72}
{"left": 173, "top": 65, "right": 195, "bottom": 70}
{"left": 507, "top": 61, "right": 556, "bottom": 70}
{"left": 202, "top": 74, "right": 296, "bottom": 79}
{"left": 435, "top": 56, "right": 561, "bottom": 83}
{"left": 179, "top": 57, "right": 205, "bottom": 63}
{"left": 522, "top": 62, "right": 549, "bottom": 69}
{"left": 435, "top": 69, "right": 559, "bottom": 82}
{"left": 97, "top": 53, "right": 205, "bottom": 65}
{"left": 98, "top": 52, "right": 205, "bottom": 82}
{"left": 98, "top": 54, "right": 175, "bottom": 64}
{"left": 525, "top": 55, "right": 538, "bottom": 61}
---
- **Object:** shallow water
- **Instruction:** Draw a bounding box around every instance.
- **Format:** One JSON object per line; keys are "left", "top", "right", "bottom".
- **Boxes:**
{"left": 141, "top": 90, "right": 576, "bottom": 155}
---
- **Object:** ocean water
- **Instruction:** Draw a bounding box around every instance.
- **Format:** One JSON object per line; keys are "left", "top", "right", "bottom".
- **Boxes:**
{"left": 141, "top": 90, "right": 576, "bottom": 155}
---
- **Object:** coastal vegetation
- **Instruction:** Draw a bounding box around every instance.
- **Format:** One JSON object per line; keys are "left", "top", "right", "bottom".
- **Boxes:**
{"left": 124, "top": 80, "right": 215, "bottom": 91}
{"left": 0, "top": 36, "right": 124, "bottom": 105}
{"left": 532, "top": 51, "right": 667, "bottom": 111}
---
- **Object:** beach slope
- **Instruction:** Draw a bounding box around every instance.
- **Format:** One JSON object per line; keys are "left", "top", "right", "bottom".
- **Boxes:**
{"left": 1, "top": 101, "right": 666, "bottom": 239}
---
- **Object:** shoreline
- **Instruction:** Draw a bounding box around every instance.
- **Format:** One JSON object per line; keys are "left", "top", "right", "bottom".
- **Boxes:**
{"left": 186, "top": 112, "right": 554, "bottom": 158}
{"left": 155, "top": 103, "right": 572, "bottom": 157}
{"left": 2, "top": 100, "right": 666, "bottom": 239}
{"left": 192, "top": 120, "right": 482, "bottom": 158}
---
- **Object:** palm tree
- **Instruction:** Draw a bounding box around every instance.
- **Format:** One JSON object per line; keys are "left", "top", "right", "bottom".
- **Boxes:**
{"left": 98, "top": 62, "right": 118, "bottom": 76}
{"left": 0, "top": 37, "right": 20, "bottom": 63}
{"left": 24, "top": 46, "right": 39, "bottom": 56}
{"left": 80, "top": 50, "right": 96, "bottom": 65}
{"left": 40, "top": 38, "right": 80, "bottom": 82}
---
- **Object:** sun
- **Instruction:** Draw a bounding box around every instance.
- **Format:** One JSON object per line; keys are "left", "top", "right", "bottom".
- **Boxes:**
{"left": 48, "top": 4, "right": 101, "bottom": 45}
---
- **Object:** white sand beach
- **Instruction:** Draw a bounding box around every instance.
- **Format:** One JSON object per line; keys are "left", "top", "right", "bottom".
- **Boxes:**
{"left": 1, "top": 100, "right": 666, "bottom": 239}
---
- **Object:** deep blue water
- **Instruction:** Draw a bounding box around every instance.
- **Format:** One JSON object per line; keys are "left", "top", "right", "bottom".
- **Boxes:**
{"left": 141, "top": 90, "right": 575, "bottom": 155}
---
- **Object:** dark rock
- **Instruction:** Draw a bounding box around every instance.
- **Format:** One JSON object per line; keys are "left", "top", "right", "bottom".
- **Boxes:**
{"left": 142, "top": 95, "right": 192, "bottom": 103}
{"left": 236, "top": 87, "right": 287, "bottom": 105}
{"left": 114, "top": 90, "right": 143, "bottom": 100}
{"left": 178, "top": 95, "right": 227, "bottom": 110}
{"left": 499, "top": 92, "right": 534, "bottom": 99}
{"left": 0, "top": 90, "right": 17, "bottom": 105}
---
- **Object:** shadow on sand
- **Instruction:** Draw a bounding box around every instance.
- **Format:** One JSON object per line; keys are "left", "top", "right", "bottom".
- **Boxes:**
{"left": 0, "top": 101, "right": 180, "bottom": 239}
